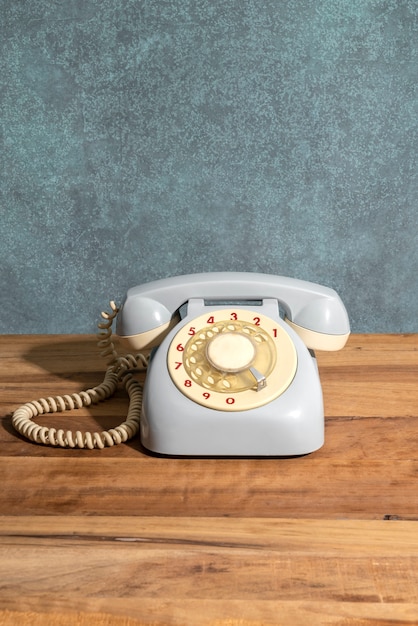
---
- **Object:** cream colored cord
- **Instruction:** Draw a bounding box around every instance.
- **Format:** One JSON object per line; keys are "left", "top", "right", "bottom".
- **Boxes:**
{"left": 11, "top": 302, "right": 148, "bottom": 449}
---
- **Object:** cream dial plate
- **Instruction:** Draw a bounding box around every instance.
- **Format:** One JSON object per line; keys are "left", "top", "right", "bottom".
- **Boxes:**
{"left": 167, "top": 308, "right": 297, "bottom": 411}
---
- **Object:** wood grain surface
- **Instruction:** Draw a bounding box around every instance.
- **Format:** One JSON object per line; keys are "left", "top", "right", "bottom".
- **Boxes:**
{"left": 1, "top": 333, "right": 418, "bottom": 624}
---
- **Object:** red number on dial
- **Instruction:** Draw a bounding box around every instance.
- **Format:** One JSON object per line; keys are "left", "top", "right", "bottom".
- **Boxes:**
{"left": 184, "top": 379, "right": 192, "bottom": 387}
{"left": 230, "top": 312, "right": 238, "bottom": 321}
{"left": 207, "top": 315, "right": 215, "bottom": 324}
{"left": 176, "top": 343, "right": 184, "bottom": 351}
{"left": 253, "top": 316, "right": 260, "bottom": 326}
{"left": 175, "top": 362, "right": 182, "bottom": 370}
{"left": 188, "top": 327, "right": 196, "bottom": 335}
{"left": 226, "top": 397, "right": 235, "bottom": 405}
{"left": 203, "top": 392, "right": 210, "bottom": 400}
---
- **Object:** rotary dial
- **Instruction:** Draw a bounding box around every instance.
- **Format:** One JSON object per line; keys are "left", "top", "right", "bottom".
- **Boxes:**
{"left": 167, "top": 308, "right": 297, "bottom": 411}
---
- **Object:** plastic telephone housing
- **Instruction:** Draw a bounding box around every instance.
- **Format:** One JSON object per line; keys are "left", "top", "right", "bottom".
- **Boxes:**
{"left": 116, "top": 272, "right": 350, "bottom": 456}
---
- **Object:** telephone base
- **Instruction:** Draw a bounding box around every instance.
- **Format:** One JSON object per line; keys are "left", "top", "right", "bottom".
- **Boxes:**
{"left": 139, "top": 300, "right": 326, "bottom": 457}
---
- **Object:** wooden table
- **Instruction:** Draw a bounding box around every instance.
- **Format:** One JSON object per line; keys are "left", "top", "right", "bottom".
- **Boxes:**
{"left": 1, "top": 334, "right": 418, "bottom": 625}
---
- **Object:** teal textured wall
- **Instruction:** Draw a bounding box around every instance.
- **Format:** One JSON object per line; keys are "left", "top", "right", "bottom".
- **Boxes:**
{"left": 1, "top": 0, "right": 417, "bottom": 333}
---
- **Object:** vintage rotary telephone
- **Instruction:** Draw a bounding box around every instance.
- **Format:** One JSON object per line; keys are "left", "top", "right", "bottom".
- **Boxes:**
{"left": 12, "top": 272, "right": 350, "bottom": 456}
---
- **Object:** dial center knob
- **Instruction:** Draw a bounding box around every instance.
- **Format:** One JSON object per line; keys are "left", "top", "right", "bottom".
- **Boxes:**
{"left": 206, "top": 332, "right": 256, "bottom": 373}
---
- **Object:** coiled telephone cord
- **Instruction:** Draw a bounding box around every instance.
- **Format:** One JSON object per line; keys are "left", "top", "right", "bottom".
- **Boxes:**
{"left": 11, "top": 302, "right": 148, "bottom": 449}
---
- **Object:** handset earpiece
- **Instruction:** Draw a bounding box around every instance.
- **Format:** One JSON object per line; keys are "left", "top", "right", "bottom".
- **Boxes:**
{"left": 284, "top": 295, "right": 350, "bottom": 351}
{"left": 116, "top": 296, "right": 179, "bottom": 351}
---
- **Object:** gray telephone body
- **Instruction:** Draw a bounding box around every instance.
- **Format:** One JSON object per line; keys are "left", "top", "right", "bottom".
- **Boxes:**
{"left": 116, "top": 272, "right": 350, "bottom": 456}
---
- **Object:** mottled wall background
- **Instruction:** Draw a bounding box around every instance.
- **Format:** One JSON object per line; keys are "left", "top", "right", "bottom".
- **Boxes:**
{"left": 1, "top": 0, "right": 417, "bottom": 333}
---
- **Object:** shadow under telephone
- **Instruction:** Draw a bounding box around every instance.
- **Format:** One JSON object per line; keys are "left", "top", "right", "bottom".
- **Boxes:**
{"left": 12, "top": 272, "right": 350, "bottom": 456}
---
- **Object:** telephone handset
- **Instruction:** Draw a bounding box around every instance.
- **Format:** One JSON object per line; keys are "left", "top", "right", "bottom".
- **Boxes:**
{"left": 12, "top": 272, "right": 350, "bottom": 456}
{"left": 117, "top": 272, "right": 350, "bottom": 352}
{"left": 116, "top": 272, "right": 350, "bottom": 456}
